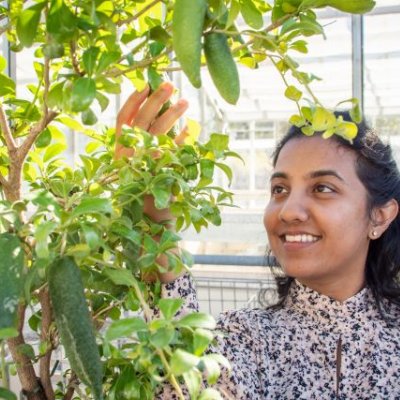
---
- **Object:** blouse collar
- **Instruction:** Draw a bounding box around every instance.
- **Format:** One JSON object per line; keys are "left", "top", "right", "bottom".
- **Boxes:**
{"left": 284, "top": 280, "right": 381, "bottom": 325}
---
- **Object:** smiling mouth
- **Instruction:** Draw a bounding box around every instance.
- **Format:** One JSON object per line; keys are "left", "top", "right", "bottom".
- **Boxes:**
{"left": 282, "top": 234, "right": 321, "bottom": 243}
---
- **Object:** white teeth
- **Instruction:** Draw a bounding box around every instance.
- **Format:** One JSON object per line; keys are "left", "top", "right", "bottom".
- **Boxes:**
{"left": 285, "top": 234, "right": 319, "bottom": 243}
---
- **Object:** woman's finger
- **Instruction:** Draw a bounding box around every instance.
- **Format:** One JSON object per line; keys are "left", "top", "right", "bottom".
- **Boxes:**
{"left": 116, "top": 85, "right": 150, "bottom": 129}
{"left": 149, "top": 99, "right": 189, "bottom": 135}
{"left": 133, "top": 82, "right": 175, "bottom": 130}
{"left": 175, "top": 124, "right": 190, "bottom": 145}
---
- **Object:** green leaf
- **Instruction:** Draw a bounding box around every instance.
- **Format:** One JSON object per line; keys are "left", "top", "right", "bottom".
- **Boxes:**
{"left": 206, "top": 133, "right": 229, "bottom": 151}
{"left": 103, "top": 268, "right": 136, "bottom": 286}
{"left": 311, "top": 107, "right": 336, "bottom": 131}
{"left": 47, "top": 81, "right": 64, "bottom": 109}
{"left": 201, "top": 355, "right": 221, "bottom": 385}
{"left": 96, "top": 51, "right": 121, "bottom": 75}
{"left": 83, "top": 46, "right": 100, "bottom": 76}
{"left": 240, "top": 0, "right": 263, "bottom": 30}
{"left": 16, "top": 3, "right": 46, "bottom": 47}
{"left": 200, "top": 159, "right": 214, "bottom": 180}
{"left": 0, "top": 388, "right": 17, "bottom": 400}
{"left": 177, "top": 313, "right": 216, "bottom": 330}
{"left": 81, "top": 108, "right": 98, "bottom": 126}
{"left": 72, "top": 197, "right": 112, "bottom": 217}
{"left": 95, "top": 91, "right": 110, "bottom": 112}
{"left": 335, "top": 121, "right": 358, "bottom": 141}
{"left": 0, "top": 233, "right": 24, "bottom": 339}
{"left": 81, "top": 224, "right": 101, "bottom": 249}
{"left": 284, "top": 85, "right": 302, "bottom": 101}
{"left": 0, "top": 55, "right": 6, "bottom": 72}
{"left": 0, "top": 73, "right": 16, "bottom": 97}
{"left": 170, "top": 349, "right": 200, "bottom": 376}
{"left": 47, "top": 0, "right": 77, "bottom": 42}
{"left": 150, "top": 326, "right": 175, "bottom": 348}
{"left": 158, "top": 298, "right": 184, "bottom": 320}
{"left": 151, "top": 185, "right": 171, "bottom": 209}
{"left": 226, "top": 0, "right": 240, "bottom": 28}
{"left": 215, "top": 162, "right": 233, "bottom": 185}
{"left": 36, "top": 128, "right": 52, "bottom": 148}
{"left": 57, "top": 116, "right": 85, "bottom": 132}
{"left": 70, "top": 77, "right": 96, "bottom": 112}
{"left": 289, "top": 114, "right": 306, "bottom": 127}
{"left": 110, "top": 223, "right": 141, "bottom": 244}
{"left": 198, "top": 388, "right": 224, "bottom": 400}
{"left": 34, "top": 221, "right": 58, "bottom": 259}
{"left": 105, "top": 317, "right": 148, "bottom": 341}
{"left": 193, "top": 328, "right": 213, "bottom": 355}
{"left": 290, "top": 39, "right": 308, "bottom": 53}
{"left": 43, "top": 143, "right": 66, "bottom": 162}
{"left": 183, "top": 370, "right": 202, "bottom": 399}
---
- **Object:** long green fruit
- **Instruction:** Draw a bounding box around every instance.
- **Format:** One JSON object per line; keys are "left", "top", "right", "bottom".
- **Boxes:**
{"left": 204, "top": 32, "right": 240, "bottom": 105}
{"left": 48, "top": 256, "right": 103, "bottom": 400}
{"left": 172, "top": 0, "right": 207, "bottom": 88}
{"left": 0, "top": 233, "right": 24, "bottom": 339}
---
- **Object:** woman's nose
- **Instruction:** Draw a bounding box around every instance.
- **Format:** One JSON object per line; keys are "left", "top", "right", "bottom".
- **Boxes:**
{"left": 278, "top": 193, "right": 309, "bottom": 224}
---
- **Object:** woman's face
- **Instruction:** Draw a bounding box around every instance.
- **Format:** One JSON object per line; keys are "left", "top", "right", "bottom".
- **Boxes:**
{"left": 264, "top": 135, "right": 373, "bottom": 298}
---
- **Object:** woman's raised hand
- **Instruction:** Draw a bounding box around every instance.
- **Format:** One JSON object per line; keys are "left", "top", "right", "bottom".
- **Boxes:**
{"left": 115, "top": 82, "right": 189, "bottom": 283}
{"left": 115, "top": 82, "right": 189, "bottom": 160}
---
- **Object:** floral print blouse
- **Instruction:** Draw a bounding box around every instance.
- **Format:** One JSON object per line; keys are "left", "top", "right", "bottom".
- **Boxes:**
{"left": 156, "top": 274, "right": 400, "bottom": 399}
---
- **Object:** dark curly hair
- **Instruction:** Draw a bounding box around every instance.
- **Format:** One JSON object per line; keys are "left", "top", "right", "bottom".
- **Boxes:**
{"left": 263, "top": 112, "right": 400, "bottom": 318}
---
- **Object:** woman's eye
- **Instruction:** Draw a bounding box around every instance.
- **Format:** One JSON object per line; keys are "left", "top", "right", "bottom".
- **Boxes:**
{"left": 314, "top": 184, "right": 334, "bottom": 193}
{"left": 271, "top": 185, "right": 288, "bottom": 195}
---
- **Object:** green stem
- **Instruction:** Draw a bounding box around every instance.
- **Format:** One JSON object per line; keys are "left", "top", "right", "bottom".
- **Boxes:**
{"left": 269, "top": 57, "right": 302, "bottom": 115}
{"left": 1, "top": 341, "right": 10, "bottom": 389}
{"left": 131, "top": 281, "right": 185, "bottom": 400}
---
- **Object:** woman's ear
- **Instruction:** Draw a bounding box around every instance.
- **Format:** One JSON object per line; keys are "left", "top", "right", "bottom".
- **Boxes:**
{"left": 369, "top": 199, "right": 399, "bottom": 239}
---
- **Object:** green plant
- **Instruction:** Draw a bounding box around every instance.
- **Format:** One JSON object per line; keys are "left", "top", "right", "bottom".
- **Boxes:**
{"left": 0, "top": 0, "right": 375, "bottom": 399}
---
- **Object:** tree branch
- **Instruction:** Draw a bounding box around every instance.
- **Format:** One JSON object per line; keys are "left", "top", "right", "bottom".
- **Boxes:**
{"left": 69, "top": 41, "right": 84, "bottom": 76}
{"left": 7, "top": 304, "right": 47, "bottom": 400}
{"left": 0, "top": 103, "right": 17, "bottom": 154}
{"left": 117, "top": 0, "right": 162, "bottom": 26}
{"left": 18, "top": 110, "right": 57, "bottom": 162}
{"left": 39, "top": 288, "right": 55, "bottom": 400}
{"left": 107, "top": 50, "right": 170, "bottom": 78}
{"left": 63, "top": 373, "right": 78, "bottom": 400}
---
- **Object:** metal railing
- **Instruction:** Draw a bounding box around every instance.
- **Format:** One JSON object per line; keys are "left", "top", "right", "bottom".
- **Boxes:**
{"left": 192, "top": 254, "right": 279, "bottom": 316}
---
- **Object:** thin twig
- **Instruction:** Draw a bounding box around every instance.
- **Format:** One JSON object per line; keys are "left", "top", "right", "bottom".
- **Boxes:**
{"left": 117, "top": 0, "right": 162, "bottom": 26}
{"left": 43, "top": 57, "right": 51, "bottom": 113}
{"left": 38, "top": 287, "right": 55, "bottom": 400}
{"left": 0, "top": 103, "right": 17, "bottom": 153}
{"left": 70, "top": 41, "right": 84, "bottom": 77}
{"left": 230, "top": 13, "right": 294, "bottom": 55}
{"left": 106, "top": 50, "right": 170, "bottom": 78}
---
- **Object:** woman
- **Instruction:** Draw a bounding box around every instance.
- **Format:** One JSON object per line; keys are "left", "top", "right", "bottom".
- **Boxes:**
{"left": 116, "top": 83, "right": 400, "bottom": 399}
